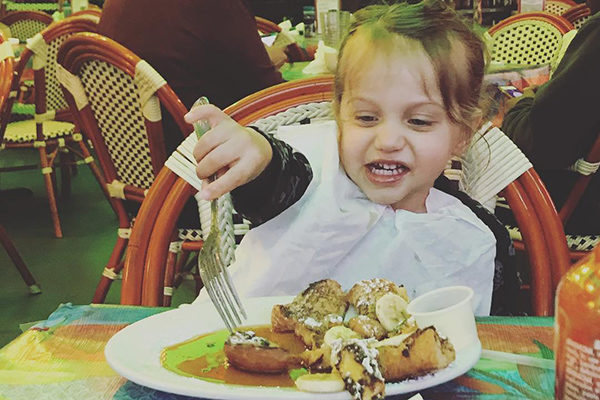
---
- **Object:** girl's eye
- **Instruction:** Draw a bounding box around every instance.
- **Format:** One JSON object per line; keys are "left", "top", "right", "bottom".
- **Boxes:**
{"left": 407, "top": 118, "right": 433, "bottom": 127}
{"left": 355, "top": 114, "right": 378, "bottom": 125}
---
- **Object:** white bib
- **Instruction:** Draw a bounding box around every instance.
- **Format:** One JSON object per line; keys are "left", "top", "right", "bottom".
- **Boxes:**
{"left": 194, "top": 121, "right": 496, "bottom": 316}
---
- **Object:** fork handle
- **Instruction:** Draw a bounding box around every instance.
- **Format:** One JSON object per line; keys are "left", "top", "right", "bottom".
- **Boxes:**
{"left": 192, "top": 96, "right": 211, "bottom": 139}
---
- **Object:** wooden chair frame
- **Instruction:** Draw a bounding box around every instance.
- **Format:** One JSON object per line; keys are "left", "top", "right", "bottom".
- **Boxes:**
{"left": 121, "top": 76, "right": 569, "bottom": 316}
{"left": 544, "top": 0, "right": 577, "bottom": 15}
{"left": 57, "top": 32, "right": 194, "bottom": 303}
{"left": 0, "top": 10, "right": 52, "bottom": 41}
{"left": 561, "top": 4, "right": 592, "bottom": 28}
{"left": 488, "top": 12, "right": 574, "bottom": 35}
{"left": 0, "top": 33, "right": 40, "bottom": 294}
{"left": 0, "top": 16, "right": 104, "bottom": 238}
{"left": 488, "top": 12, "right": 574, "bottom": 70}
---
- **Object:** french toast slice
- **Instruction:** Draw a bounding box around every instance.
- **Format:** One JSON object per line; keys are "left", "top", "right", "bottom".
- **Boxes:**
{"left": 347, "top": 278, "right": 409, "bottom": 319}
{"left": 331, "top": 327, "right": 455, "bottom": 399}
{"left": 272, "top": 279, "right": 348, "bottom": 348}
{"left": 377, "top": 327, "right": 456, "bottom": 381}
{"left": 346, "top": 278, "right": 410, "bottom": 338}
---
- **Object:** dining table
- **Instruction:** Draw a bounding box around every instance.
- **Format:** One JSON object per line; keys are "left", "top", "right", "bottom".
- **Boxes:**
{"left": 0, "top": 302, "right": 556, "bottom": 399}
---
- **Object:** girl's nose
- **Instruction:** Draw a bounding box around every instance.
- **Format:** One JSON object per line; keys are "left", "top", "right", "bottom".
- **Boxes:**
{"left": 374, "top": 122, "right": 406, "bottom": 152}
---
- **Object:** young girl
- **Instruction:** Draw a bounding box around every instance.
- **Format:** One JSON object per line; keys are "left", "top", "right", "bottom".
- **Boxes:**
{"left": 186, "top": 0, "right": 497, "bottom": 315}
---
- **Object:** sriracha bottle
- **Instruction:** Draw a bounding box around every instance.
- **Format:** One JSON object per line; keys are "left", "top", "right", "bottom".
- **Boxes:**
{"left": 554, "top": 244, "right": 600, "bottom": 399}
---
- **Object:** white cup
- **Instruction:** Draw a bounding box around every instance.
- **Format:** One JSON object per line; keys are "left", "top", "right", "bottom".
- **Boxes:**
{"left": 406, "top": 286, "right": 478, "bottom": 351}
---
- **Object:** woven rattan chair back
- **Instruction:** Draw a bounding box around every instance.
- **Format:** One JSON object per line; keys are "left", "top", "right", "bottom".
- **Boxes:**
{"left": 0, "top": 16, "right": 101, "bottom": 238}
{"left": 544, "top": 0, "right": 577, "bottom": 15}
{"left": 487, "top": 12, "right": 574, "bottom": 67}
{"left": 121, "top": 76, "right": 569, "bottom": 316}
{"left": 57, "top": 32, "right": 193, "bottom": 303}
{"left": 0, "top": 10, "right": 52, "bottom": 41}
{"left": 561, "top": 4, "right": 592, "bottom": 29}
{"left": 3, "top": 0, "right": 62, "bottom": 14}
{"left": 13, "top": 16, "right": 98, "bottom": 120}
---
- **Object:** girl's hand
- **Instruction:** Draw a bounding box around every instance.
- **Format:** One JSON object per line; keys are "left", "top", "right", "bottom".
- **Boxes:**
{"left": 184, "top": 104, "right": 273, "bottom": 200}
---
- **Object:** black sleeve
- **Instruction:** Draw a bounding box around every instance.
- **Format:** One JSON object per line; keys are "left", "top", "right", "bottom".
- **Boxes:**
{"left": 501, "top": 15, "right": 600, "bottom": 170}
{"left": 231, "top": 129, "right": 313, "bottom": 226}
{"left": 434, "top": 175, "right": 525, "bottom": 315}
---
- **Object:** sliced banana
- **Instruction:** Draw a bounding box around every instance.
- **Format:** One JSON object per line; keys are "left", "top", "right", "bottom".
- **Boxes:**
{"left": 323, "top": 325, "right": 361, "bottom": 346}
{"left": 295, "top": 372, "right": 345, "bottom": 393}
{"left": 375, "top": 293, "right": 409, "bottom": 331}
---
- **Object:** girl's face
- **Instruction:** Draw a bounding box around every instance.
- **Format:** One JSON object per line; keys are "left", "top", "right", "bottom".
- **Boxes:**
{"left": 338, "top": 50, "right": 467, "bottom": 213}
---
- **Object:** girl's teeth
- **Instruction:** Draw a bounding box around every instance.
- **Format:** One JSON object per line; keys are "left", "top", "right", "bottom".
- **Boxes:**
{"left": 370, "top": 163, "right": 406, "bottom": 175}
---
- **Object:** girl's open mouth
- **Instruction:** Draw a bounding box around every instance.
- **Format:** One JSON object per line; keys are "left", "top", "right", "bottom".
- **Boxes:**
{"left": 366, "top": 162, "right": 409, "bottom": 183}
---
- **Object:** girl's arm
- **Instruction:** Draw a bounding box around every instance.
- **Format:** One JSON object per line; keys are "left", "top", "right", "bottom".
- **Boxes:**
{"left": 231, "top": 130, "right": 313, "bottom": 226}
{"left": 186, "top": 104, "right": 313, "bottom": 226}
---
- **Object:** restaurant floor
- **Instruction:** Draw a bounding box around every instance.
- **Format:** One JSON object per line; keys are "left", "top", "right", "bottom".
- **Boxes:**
{"left": 0, "top": 149, "right": 196, "bottom": 347}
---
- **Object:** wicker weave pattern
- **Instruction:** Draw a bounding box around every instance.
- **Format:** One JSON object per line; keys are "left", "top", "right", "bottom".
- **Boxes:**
{"left": 3, "top": 119, "right": 73, "bottom": 142}
{"left": 572, "top": 15, "right": 590, "bottom": 29}
{"left": 491, "top": 22, "right": 564, "bottom": 65}
{"left": 79, "top": 60, "right": 155, "bottom": 189}
{"left": 43, "top": 34, "right": 70, "bottom": 112}
{"left": 8, "top": 19, "right": 47, "bottom": 41}
{"left": 544, "top": 1, "right": 573, "bottom": 15}
{"left": 252, "top": 102, "right": 334, "bottom": 135}
{"left": 4, "top": 1, "right": 59, "bottom": 12}
{"left": 507, "top": 225, "right": 599, "bottom": 251}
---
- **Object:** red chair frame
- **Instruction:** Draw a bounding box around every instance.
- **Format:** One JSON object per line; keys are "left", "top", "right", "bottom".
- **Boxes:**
{"left": 57, "top": 32, "right": 193, "bottom": 303}
{"left": 0, "top": 33, "right": 40, "bottom": 294}
{"left": 488, "top": 12, "right": 574, "bottom": 35}
{"left": 120, "top": 76, "right": 569, "bottom": 316}
{"left": 0, "top": 17, "right": 104, "bottom": 238}
{"left": 561, "top": 4, "right": 592, "bottom": 28}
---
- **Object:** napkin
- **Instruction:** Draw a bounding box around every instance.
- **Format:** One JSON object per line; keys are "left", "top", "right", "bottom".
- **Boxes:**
{"left": 302, "top": 40, "right": 338, "bottom": 74}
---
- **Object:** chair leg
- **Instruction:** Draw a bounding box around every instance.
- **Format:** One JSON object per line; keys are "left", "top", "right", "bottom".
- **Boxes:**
{"left": 38, "top": 147, "right": 63, "bottom": 238}
{"left": 93, "top": 235, "right": 128, "bottom": 303}
{"left": 162, "top": 241, "right": 182, "bottom": 307}
{"left": 0, "top": 224, "right": 41, "bottom": 294}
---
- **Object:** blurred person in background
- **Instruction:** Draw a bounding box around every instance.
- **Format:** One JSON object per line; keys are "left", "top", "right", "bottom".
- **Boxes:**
{"left": 500, "top": 0, "right": 600, "bottom": 234}
{"left": 99, "top": 0, "right": 286, "bottom": 154}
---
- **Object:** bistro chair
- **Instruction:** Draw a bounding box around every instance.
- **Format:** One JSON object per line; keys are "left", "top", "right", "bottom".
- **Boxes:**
{"left": 68, "top": 8, "right": 101, "bottom": 23}
{"left": 0, "top": 11, "right": 52, "bottom": 110}
{"left": 560, "top": 134, "right": 600, "bottom": 259}
{"left": 487, "top": 12, "right": 574, "bottom": 68}
{"left": 543, "top": 0, "right": 577, "bottom": 15}
{"left": 0, "top": 32, "right": 41, "bottom": 294}
{"left": 0, "top": 10, "right": 52, "bottom": 42}
{"left": 56, "top": 32, "right": 211, "bottom": 304}
{"left": 2, "top": 0, "right": 62, "bottom": 15}
{"left": 120, "top": 76, "right": 570, "bottom": 317}
{"left": 561, "top": 3, "right": 592, "bottom": 29}
{"left": 0, "top": 16, "right": 103, "bottom": 238}
{"left": 503, "top": 134, "right": 599, "bottom": 263}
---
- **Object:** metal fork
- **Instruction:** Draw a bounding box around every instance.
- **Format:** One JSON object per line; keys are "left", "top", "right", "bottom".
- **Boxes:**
{"left": 192, "top": 97, "right": 247, "bottom": 332}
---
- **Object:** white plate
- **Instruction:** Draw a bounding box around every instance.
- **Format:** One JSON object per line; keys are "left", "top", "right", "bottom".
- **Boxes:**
{"left": 105, "top": 296, "right": 481, "bottom": 400}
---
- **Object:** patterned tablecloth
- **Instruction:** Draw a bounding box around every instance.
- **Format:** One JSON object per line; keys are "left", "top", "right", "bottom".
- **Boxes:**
{"left": 0, "top": 304, "right": 555, "bottom": 399}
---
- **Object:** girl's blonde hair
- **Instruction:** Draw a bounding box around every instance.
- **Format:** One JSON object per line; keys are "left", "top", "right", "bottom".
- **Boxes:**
{"left": 334, "top": 0, "right": 487, "bottom": 137}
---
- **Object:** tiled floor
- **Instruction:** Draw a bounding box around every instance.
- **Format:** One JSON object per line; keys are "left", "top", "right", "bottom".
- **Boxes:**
{"left": 0, "top": 149, "right": 196, "bottom": 347}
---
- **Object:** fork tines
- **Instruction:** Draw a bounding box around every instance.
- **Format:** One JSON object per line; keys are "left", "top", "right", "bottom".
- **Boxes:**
{"left": 199, "top": 249, "right": 247, "bottom": 332}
